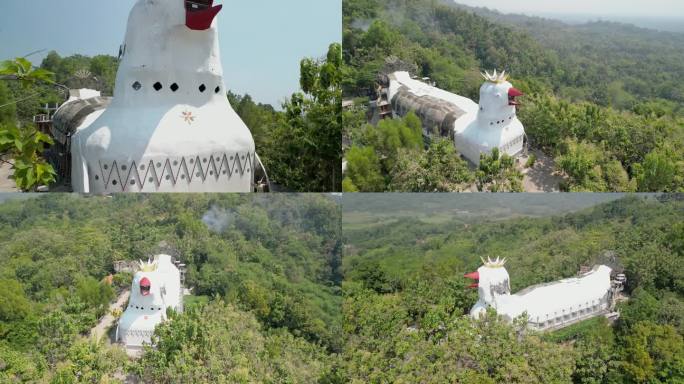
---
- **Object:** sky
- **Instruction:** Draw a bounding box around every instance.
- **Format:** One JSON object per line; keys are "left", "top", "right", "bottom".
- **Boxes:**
{"left": 453, "top": 0, "right": 684, "bottom": 19}
{"left": 0, "top": 0, "right": 342, "bottom": 108}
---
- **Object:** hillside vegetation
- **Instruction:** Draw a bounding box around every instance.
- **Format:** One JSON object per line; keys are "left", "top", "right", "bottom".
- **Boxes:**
{"left": 343, "top": 0, "right": 684, "bottom": 192}
{"left": 340, "top": 194, "right": 684, "bottom": 383}
{"left": 0, "top": 194, "right": 342, "bottom": 383}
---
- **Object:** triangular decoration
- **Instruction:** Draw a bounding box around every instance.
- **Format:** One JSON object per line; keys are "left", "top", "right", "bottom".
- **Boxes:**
{"left": 122, "top": 161, "right": 142, "bottom": 191}
{"left": 93, "top": 152, "right": 253, "bottom": 191}
{"left": 217, "top": 153, "right": 231, "bottom": 179}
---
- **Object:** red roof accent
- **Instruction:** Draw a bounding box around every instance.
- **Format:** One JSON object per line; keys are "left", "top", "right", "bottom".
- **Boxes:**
{"left": 468, "top": 283, "right": 479, "bottom": 289}
{"left": 464, "top": 271, "right": 480, "bottom": 280}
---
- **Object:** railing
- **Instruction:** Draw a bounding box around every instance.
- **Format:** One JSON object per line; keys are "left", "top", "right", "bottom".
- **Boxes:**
{"left": 33, "top": 114, "right": 52, "bottom": 123}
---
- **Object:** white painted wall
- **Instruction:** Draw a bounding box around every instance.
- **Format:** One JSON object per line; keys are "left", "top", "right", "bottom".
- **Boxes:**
{"left": 71, "top": 0, "right": 255, "bottom": 193}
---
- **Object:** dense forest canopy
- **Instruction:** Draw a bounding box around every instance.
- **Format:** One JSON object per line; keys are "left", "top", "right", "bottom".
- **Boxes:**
{"left": 340, "top": 194, "right": 684, "bottom": 383}
{"left": 0, "top": 194, "right": 342, "bottom": 382}
{"left": 342, "top": 0, "right": 684, "bottom": 192}
{"left": 454, "top": 3, "right": 684, "bottom": 108}
{"left": 0, "top": 42, "right": 342, "bottom": 192}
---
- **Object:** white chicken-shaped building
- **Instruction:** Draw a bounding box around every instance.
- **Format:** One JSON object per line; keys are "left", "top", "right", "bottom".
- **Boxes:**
{"left": 387, "top": 70, "right": 525, "bottom": 165}
{"left": 71, "top": 0, "right": 255, "bottom": 193}
{"left": 116, "top": 255, "right": 183, "bottom": 355}
{"left": 464, "top": 257, "right": 616, "bottom": 331}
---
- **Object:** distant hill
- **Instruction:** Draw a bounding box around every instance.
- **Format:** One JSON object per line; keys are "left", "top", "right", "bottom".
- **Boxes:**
{"left": 450, "top": 2, "right": 684, "bottom": 107}
{"left": 540, "top": 14, "right": 684, "bottom": 34}
{"left": 343, "top": 193, "right": 627, "bottom": 220}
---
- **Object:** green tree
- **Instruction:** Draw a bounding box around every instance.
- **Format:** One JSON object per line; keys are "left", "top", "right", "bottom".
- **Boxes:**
{"left": 390, "top": 138, "right": 473, "bottom": 192}
{"left": 135, "top": 300, "right": 329, "bottom": 383}
{"left": 556, "top": 140, "right": 606, "bottom": 191}
{"left": 364, "top": 112, "right": 423, "bottom": 172}
{"left": 75, "top": 276, "right": 115, "bottom": 318}
{"left": 619, "top": 322, "right": 684, "bottom": 383}
{"left": 0, "top": 344, "right": 46, "bottom": 383}
{"left": 265, "top": 43, "right": 342, "bottom": 191}
{"left": 572, "top": 319, "right": 616, "bottom": 384}
{"left": 0, "top": 279, "right": 32, "bottom": 322}
{"left": 0, "top": 57, "right": 58, "bottom": 190}
{"left": 477, "top": 148, "right": 523, "bottom": 192}
{"left": 634, "top": 149, "right": 681, "bottom": 192}
{"left": 51, "top": 339, "right": 128, "bottom": 384}
{"left": 0, "top": 81, "right": 17, "bottom": 125}
{"left": 344, "top": 146, "right": 384, "bottom": 192}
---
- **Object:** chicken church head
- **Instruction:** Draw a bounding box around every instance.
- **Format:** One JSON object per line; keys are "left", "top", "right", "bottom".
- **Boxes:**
{"left": 117, "top": 256, "right": 183, "bottom": 351}
{"left": 477, "top": 70, "right": 524, "bottom": 126}
{"left": 453, "top": 70, "right": 526, "bottom": 165}
{"left": 464, "top": 257, "right": 511, "bottom": 318}
{"left": 71, "top": 0, "right": 255, "bottom": 193}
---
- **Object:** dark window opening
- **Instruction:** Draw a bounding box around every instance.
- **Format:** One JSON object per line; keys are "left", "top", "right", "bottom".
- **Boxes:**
{"left": 154, "top": 82, "right": 163, "bottom": 91}
{"left": 199, "top": 84, "right": 206, "bottom": 93}
{"left": 171, "top": 83, "right": 179, "bottom": 92}
{"left": 132, "top": 81, "right": 142, "bottom": 90}
{"left": 215, "top": 86, "right": 221, "bottom": 94}
{"left": 185, "top": 0, "right": 212, "bottom": 12}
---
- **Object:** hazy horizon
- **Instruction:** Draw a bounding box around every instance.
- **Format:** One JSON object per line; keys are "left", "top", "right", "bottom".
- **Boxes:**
{"left": 343, "top": 193, "right": 630, "bottom": 218}
{"left": 453, "top": 0, "right": 684, "bottom": 19}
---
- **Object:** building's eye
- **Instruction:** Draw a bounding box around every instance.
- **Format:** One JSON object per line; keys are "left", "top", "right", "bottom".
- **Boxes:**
{"left": 186, "top": 0, "right": 212, "bottom": 12}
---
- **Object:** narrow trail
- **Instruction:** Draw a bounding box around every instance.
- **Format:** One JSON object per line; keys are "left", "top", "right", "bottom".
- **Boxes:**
{"left": 0, "top": 157, "right": 18, "bottom": 192}
{"left": 91, "top": 290, "right": 130, "bottom": 341}
{"left": 519, "top": 148, "right": 564, "bottom": 192}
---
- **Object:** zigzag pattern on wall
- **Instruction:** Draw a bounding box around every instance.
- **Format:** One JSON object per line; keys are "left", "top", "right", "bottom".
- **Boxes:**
{"left": 93, "top": 152, "right": 253, "bottom": 191}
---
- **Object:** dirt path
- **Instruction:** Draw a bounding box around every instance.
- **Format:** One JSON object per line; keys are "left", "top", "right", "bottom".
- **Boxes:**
{"left": 0, "top": 158, "right": 18, "bottom": 192}
{"left": 519, "top": 148, "right": 564, "bottom": 192}
{"left": 91, "top": 290, "right": 130, "bottom": 341}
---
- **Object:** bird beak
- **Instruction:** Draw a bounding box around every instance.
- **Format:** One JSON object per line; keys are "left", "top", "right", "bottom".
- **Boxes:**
{"left": 464, "top": 271, "right": 480, "bottom": 280}
{"left": 186, "top": 1, "right": 223, "bottom": 31}
{"left": 508, "top": 87, "right": 523, "bottom": 106}
{"left": 465, "top": 271, "right": 479, "bottom": 289}
{"left": 508, "top": 87, "right": 524, "bottom": 97}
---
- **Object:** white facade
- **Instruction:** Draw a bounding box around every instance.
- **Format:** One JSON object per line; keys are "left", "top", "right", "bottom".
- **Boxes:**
{"left": 116, "top": 255, "right": 183, "bottom": 351}
{"left": 467, "top": 258, "right": 614, "bottom": 331}
{"left": 71, "top": 0, "right": 255, "bottom": 193}
{"left": 387, "top": 71, "right": 525, "bottom": 165}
